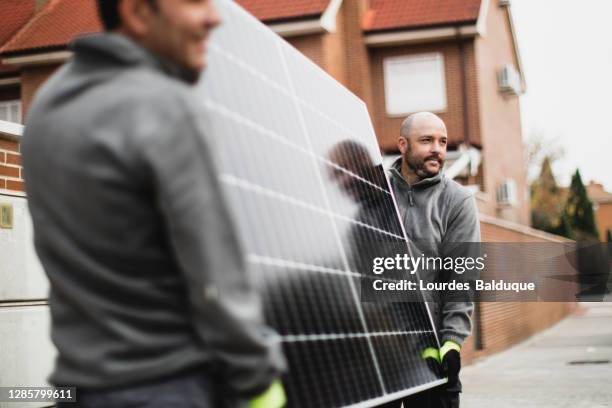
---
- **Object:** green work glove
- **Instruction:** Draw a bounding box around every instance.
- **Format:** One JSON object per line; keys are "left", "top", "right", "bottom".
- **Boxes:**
{"left": 440, "top": 340, "right": 461, "bottom": 385}
{"left": 248, "top": 380, "right": 286, "bottom": 408}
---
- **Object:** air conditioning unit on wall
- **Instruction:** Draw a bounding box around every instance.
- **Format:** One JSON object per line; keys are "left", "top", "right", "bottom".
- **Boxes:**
{"left": 498, "top": 64, "right": 522, "bottom": 96}
{"left": 497, "top": 179, "right": 518, "bottom": 207}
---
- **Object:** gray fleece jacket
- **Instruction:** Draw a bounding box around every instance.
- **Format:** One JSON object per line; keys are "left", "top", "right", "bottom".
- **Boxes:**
{"left": 388, "top": 158, "right": 480, "bottom": 346}
{"left": 22, "top": 33, "right": 284, "bottom": 396}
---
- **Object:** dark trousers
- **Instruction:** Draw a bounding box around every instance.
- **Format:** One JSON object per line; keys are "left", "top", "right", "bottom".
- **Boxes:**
{"left": 57, "top": 370, "right": 245, "bottom": 408}
{"left": 379, "top": 381, "right": 461, "bottom": 408}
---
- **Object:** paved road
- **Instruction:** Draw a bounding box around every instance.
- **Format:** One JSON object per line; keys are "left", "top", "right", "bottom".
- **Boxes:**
{"left": 460, "top": 303, "right": 612, "bottom": 408}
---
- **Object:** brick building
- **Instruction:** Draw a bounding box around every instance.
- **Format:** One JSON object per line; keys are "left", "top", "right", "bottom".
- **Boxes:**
{"left": 587, "top": 181, "right": 612, "bottom": 242}
{"left": 0, "top": 0, "right": 35, "bottom": 191}
{"left": 0, "top": 0, "right": 575, "bottom": 380}
{"left": 0, "top": 0, "right": 530, "bottom": 227}
{"left": 239, "top": 0, "right": 530, "bottom": 226}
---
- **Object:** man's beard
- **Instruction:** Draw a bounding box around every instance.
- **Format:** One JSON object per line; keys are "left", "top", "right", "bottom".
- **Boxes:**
{"left": 152, "top": 51, "right": 202, "bottom": 85}
{"left": 175, "top": 64, "right": 202, "bottom": 85}
{"left": 405, "top": 150, "right": 444, "bottom": 179}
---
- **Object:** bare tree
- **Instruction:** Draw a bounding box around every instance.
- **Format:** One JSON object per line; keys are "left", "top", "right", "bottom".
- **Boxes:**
{"left": 524, "top": 130, "right": 565, "bottom": 183}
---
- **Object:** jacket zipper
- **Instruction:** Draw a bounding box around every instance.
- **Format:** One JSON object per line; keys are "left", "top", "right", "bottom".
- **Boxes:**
{"left": 408, "top": 187, "right": 415, "bottom": 207}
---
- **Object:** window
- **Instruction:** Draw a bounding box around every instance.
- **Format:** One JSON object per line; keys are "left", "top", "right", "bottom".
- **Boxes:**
{"left": 0, "top": 100, "right": 22, "bottom": 124}
{"left": 383, "top": 53, "right": 447, "bottom": 116}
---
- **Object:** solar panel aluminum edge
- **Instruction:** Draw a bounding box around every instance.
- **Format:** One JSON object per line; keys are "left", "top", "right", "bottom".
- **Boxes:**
{"left": 196, "top": 1, "right": 445, "bottom": 406}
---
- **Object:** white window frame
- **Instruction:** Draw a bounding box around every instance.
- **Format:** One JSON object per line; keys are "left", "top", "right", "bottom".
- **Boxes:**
{"left": 0, "top": 100, "right": 22, "bottom": 124}
{"left": 383, "top": 52, "right": 447, "bottom": 117}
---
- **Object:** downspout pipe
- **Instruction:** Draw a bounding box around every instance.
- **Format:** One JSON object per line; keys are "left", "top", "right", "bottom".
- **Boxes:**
{"left": 456, "top": 27, "right": 471, "bottom": 147}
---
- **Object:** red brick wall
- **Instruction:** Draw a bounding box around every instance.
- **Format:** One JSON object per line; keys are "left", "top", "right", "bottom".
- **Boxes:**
{"left": 368, "top": 40, "right": 481, "bottom": 151}
{"left": 21, "top": 64, "right": 58, "bottom": 118}
{"left": 474, "top": 1, "right": 530, "bottom": 225}
{"left": 287, "top": 31, "right": 348, "bottom": 87}
{"left": 461, "top": 218, "right": 576, "bottom": 365}
{"left": 0, "top": 137, "right": 24, "bottom": 192}
{"left": 287, "top": 34, "right": 326, "bottom": 70}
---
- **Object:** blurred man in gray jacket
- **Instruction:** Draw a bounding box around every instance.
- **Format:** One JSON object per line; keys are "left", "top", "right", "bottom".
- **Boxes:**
{"left": 387, "top": 112, "right": 480, "bottom": 408}
{"left": 21, "top": 0, "right": 285, "bottom": 407}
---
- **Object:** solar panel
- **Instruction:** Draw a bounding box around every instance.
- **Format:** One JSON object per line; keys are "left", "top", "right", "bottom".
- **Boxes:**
{"left": 196, "top": 1, "right": 445, "bottom": 406}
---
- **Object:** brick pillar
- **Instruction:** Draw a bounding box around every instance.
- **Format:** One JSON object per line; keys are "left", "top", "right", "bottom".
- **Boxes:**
{"left": 339, "top": 0, "right": 374, "bottom": 114}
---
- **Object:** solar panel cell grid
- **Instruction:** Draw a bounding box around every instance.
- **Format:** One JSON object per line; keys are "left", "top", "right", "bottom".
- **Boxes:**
{"left": 196, "top": 1, "right": 444, "bottom": 406}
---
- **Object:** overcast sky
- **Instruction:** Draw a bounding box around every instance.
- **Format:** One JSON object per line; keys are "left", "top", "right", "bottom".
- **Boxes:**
{"left": 512, "top": 0, "right": 612, "bottom": 190}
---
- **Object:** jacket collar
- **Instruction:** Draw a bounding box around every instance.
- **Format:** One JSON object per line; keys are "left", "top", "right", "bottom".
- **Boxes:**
{"left": 389, "top": 157, "right": 443, "bottom": 189}
{"left": 70, "top": 33, "right": 194, "bottom": 83}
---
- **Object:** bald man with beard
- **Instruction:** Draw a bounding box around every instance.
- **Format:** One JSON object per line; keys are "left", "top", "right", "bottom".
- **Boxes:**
{"left": 387, "top": 112, "right": 481, "bottom": 408}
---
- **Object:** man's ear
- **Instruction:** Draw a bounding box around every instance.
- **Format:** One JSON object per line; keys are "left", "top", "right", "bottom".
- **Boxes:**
{"left": 118, "top": 0, "right": 156, "bottom": 37}
{"left": 398, "top": 136, "right": 408, "bottom": 155}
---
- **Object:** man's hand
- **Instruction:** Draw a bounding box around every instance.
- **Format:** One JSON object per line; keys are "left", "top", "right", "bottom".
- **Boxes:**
{"left": 440, "top": 341, "right": 461, "bottom": 385}
{"left": 248, "top": 380, "right": 286, "bottom": 408}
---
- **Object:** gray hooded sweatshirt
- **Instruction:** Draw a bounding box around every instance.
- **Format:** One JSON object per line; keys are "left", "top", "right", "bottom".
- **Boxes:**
{"left": 388, "top": 158, "right": 480, "bottom": 346}
{"left": 22, "top": 34, "right": 284, "bottom": 396}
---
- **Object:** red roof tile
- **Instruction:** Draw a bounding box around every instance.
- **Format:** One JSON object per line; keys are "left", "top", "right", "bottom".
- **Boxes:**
{"left": 235, "top": 0, "right": 330, "bottom": 22}
{"left": 364, "top": 0, "right": 482, "bottom": 32}
{"left": 0, "top": 0, "right": 35, "bottom": 75}
{"left": 1, "top": 0, "right": 102, "bottom": 56}
{"left": 1, "top": 0, "right": 330, "bottom": 55}
{"left": 0, "top": 0, "right": 35, "bottom": 45}
{"left": 0, "top": 0, "right": 484, "bottom": 56}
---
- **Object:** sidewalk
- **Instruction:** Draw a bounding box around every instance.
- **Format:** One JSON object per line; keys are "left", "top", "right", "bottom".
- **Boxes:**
{"left": 460, "top": 303, "right": 612, "bottom": 408}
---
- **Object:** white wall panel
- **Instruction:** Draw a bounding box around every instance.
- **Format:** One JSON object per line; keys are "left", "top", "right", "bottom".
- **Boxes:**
{"left": 0, "top": 306, "right": 55, "bottom": 408}
{"left": 0, "top": 194, "right": 48, "bottom": 301}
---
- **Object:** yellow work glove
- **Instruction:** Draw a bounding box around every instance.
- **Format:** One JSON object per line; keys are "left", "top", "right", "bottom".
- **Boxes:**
{"left": 439, "top": 340, "right": 461, "bottom": 361}
{"left": 439, "top": 340, "right": 461, "bottom": 385}
{"left": 421, "top": 346, "right": 441, "bottom": 364}
{"left": 248, "top": 380, "right": 286, "bottom": 408}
